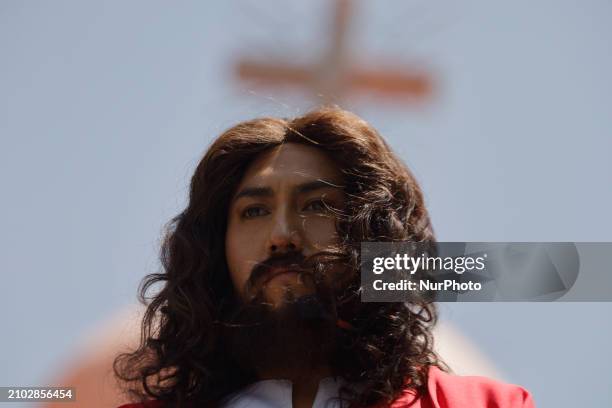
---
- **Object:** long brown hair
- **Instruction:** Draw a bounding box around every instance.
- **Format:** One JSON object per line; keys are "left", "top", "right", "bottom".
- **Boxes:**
{"left": 114, "top": 106, "right": 443, "bottom": 407}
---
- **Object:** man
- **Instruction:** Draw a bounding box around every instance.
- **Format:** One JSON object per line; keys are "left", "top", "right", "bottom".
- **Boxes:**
{"left": 115, "top": 107, "right": 534, "bottom": 407}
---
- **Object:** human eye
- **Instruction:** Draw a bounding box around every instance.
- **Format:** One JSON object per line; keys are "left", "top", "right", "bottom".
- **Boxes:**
{"left": 303, "top": 199, "right": 329, "bottom": 213}
{"left": 241, "top": 205, "right": 269, "bottom": 219}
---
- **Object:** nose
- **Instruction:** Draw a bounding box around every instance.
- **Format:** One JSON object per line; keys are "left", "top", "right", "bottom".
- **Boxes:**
{"left": 268, "top": 209, "right": 303, "bottom": 255}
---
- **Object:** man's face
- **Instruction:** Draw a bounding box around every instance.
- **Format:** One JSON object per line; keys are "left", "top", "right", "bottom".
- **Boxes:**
{"left": 225, "top": 143, "right": 346, "bottom": 308}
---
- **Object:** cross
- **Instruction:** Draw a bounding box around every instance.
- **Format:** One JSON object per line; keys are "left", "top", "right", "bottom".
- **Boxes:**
{"left": 234, "top": 0, "right": 433, "bottom": 103}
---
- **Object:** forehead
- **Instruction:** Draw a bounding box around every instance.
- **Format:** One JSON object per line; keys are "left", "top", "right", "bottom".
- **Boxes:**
{"left": 237, "top": 143, "right": 344, "bottom": 189}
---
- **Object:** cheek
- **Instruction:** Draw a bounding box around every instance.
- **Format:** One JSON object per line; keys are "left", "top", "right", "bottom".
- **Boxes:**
{"left": 302, "top": 216, "right": 352, "bottom": 288}
{"left": 225, "top": 222, "right": 260, "bottom": 293}
{"left": 302, "top": 216, "right": 340, "bottom": 249}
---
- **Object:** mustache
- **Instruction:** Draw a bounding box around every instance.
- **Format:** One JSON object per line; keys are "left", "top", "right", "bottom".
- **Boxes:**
{"left": 245, "top": 252, "right": 311, "bottom": 294}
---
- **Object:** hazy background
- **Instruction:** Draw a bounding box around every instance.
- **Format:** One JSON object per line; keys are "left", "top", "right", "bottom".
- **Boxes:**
{"left": 1, "top": 1, "right": 611, "bottom": 407}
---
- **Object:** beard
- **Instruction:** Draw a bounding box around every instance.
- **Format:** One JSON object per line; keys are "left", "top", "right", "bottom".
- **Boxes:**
{"left": 222, "top": 272, "right": 341, "bottom": 378}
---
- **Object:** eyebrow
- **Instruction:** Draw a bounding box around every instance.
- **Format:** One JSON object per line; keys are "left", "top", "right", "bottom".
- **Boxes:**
{"left": 232, "top": 179, "right": 343, "bottom": 202}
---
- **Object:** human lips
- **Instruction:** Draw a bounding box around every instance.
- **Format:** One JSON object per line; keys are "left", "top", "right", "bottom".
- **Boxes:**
{"left": 262, "top": 267, "right": 302, "bottom": 285}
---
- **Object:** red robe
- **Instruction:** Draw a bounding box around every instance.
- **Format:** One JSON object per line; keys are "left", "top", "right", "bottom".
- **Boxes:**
{"left": 117, "top": 366, "right": 535, "bottom": 408}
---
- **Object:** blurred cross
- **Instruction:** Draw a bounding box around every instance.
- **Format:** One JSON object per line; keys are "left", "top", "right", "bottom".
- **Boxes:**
{"left": 235, "top": 0, "right": 433, "bottom": 103}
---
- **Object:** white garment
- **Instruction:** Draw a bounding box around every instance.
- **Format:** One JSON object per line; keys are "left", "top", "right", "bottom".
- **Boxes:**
{"left": 219, "top": 377, "right": 351, "bottom": 408}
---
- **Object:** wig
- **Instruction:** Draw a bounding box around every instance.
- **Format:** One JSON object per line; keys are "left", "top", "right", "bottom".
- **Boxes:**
{"left": 114, "top": 107, "right": 444, "bottom": 407}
